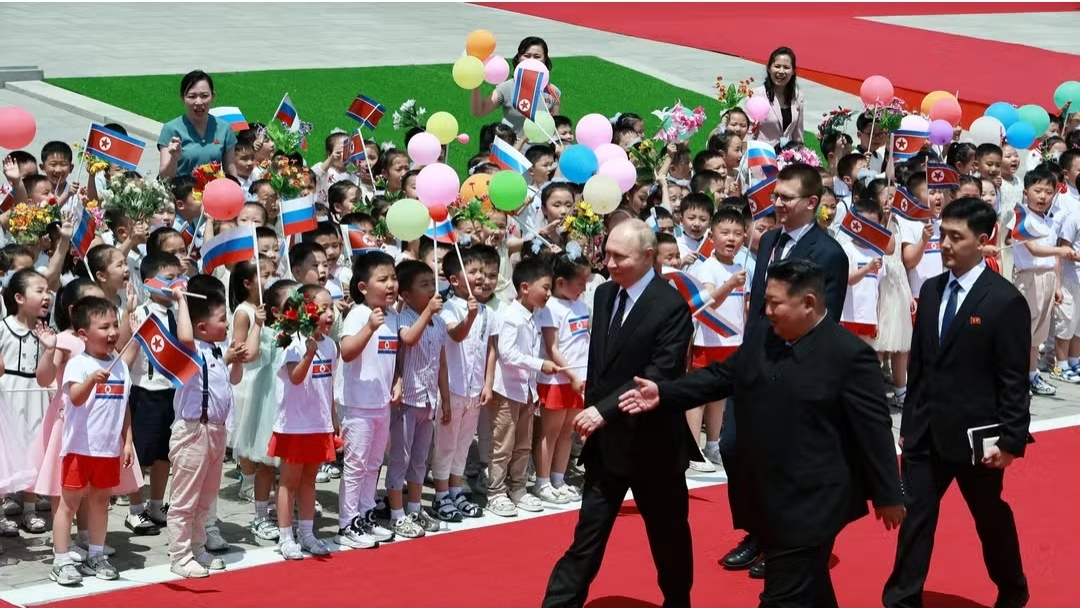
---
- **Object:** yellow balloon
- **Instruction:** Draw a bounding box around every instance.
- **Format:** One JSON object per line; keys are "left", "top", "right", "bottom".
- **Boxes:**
{"left": 582, "top": 174, "right": 621, "bottom": 215}
{"left": 921, "top": 90, "right": 954, "bottom": 116}
{"left": 523, "top": 111, "right": 555, "bottom": 143}
{"left": 452, "top": 56, "right": 485, "bottom": 90}
{"left": 426, "top": 111, "right": 459, "bottom": 145}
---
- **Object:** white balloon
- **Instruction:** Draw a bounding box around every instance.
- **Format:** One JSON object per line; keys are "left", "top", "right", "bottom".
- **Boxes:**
{"left": 968, "top": 116, "right": 1005, "bottom": 147}
{"left": 899, "top": 115, "right": 930, "bottom": 132}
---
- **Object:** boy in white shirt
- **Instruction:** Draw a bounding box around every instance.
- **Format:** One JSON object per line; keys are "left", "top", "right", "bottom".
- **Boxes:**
{"left": 899, "top": 173, "right": 943, "bottom": 306}
{"left": 488, "top": 257, "right": 559, "bottom": 517}
{"left": 676, "top": 194, "right": 713, "bottom": 268}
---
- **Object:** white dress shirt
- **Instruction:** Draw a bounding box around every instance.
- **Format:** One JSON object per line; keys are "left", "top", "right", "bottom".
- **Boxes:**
{"left": 938, "top": 261, "right": 986, "bottom": 337}
{"left": 609, "top": 268, "right": 656, "bottom": 326}
{"left": 493, "top": 300, "right": 545, "bottom": 403}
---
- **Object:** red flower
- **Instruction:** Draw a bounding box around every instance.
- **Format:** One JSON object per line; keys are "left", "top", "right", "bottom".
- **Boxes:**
{"left": 284, "top": 308, "right": 298, "bottom": 321}
{"left": 305, "top": 302, "right": 319, "bottom": 316}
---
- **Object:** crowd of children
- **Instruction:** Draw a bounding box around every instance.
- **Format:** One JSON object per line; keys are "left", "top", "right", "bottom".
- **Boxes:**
{"left": 1, "top": 63, "right": 1079, "bottom": 590}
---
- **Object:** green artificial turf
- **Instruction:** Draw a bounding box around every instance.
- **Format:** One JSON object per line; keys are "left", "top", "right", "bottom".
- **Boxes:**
{"left": 47, "top": 56, "right": 818, "bottom": 174}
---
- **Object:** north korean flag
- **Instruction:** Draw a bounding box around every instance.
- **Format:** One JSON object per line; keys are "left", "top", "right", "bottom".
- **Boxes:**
{"left": 746, "top": 175, "right": 777, "bottom": 221}
{"left": 889, "top": 186, "right": 935, "bottom": 222}
{"left": 927, "top": 162, "right": 960, "bottom": 190}
{"left": 94, "top": 378, "right": 126, "bottom": 401}
{"left": 511, "top": 65, "right": 549, "bottom": 121}
{"left": 0, "top": 183, "right": 12, "bottom": 214}
{"left": 133, "top": 315, "right": 204, "bottom": 389}
{"left": 376, "top": 335, "right": 398, "bottom": 355}
{"left": 568, "top": 315, "right": 590, "bottom": 337}
{"left": 346, "top": 95, "right": 386, "bottom": 131}
{"left": 86, "top": 124, "right": 146, "bottom": 172}
{"left": 838, "top": 209, "right": 893, "bottom": 256}
{"left": 890, "top": 130, "right": 929, "bottom": 162}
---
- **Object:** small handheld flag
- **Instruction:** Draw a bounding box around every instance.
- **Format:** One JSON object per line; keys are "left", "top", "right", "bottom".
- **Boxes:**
{"left": 746, "top": 175, "right": 777, "bottom": 220}
{"left": 133, "top": 315, "right": 204, "bottom": 389}
{"left": 275, "top": 94, "right": 299, "bottom": 129}
{"left": 70, "top": 206, "right": 96, "bottom": 258}
{"left": 142, "top": 275, "right": 174, "bottom": 298}
{"left": 890, "top": 130, "right": 929, "bottom": 161}
{"left": 200, "top": 225, "right": 257, "bottom": 274}
{"left": 744, "top": 141, "right": 779, "bottom": 177}
{"left": 490, "top": 138, "right": 532, "bottom": 174}
{"left": 662, "top": 269, "right": 741, "bottom": 338}
{"left": 0, "top": 183, "right": 13, "bottom": 214}
{"left": 839, "top": 210, "right": 892, "bottom": 256}
{"left": 209, "top": 107, "right": 249, "bottom": 132}
{"left": 511, "top": 65, "right": 549, "bottom": 120}
{"left": 346, "top": 95, "right": 386, "bottom": 130}
{"left": 280, "top": 194, "right": 318, "bottom": 237}
{"left": 179, "top": 219, "right": 199, "bottom": 250}
{"left": 86, "top": 124, "right": 146, "bottom": 172}
{"left": 342, "top": 225, "right": 380, "bottom": 256}
{"left": 927, "top": 162, "right": 960, "bottom": 190}
{"left": 890, "top": 186, "right": 936, "bottom": 222}
{"left": 425, "top": 218, "right": 457, "bottom": 244}
{"left": 694, "top": 238, "right": 714, "bottom": 263}
{"left": 1011, "top": 204, "right": 1047, "bottom": 243}
{"left": 344, "top": 131, "right": 367, "bottom": 165}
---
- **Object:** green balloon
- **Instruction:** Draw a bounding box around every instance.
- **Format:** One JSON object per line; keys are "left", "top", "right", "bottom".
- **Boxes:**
{"left": 1017, "top": 104, "right": 1051, "bottom": 137}
{"left": 385, "top": 198, "right": 430, "bottom": 241}
{"left": 488, "top": 171, "right": 528, "bottom": 212}
{"left": 1054, "top": 81, "right": 1080, "bottom": 110}
{"left": 524, "top": 111, "right": 555, "bottom": 143}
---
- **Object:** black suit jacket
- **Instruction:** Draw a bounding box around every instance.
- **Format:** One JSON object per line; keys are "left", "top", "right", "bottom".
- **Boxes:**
{"left": 656, "top": 318, "right": 902, "bottom": 548}
{"left": 902, "top": 269, "right": 1032, "bottom": 463}
{"left": 747, "top": 224, "right": 848, "bottom": 331}
{"left": 582, "top": 275, "right": 695, "bottom": 478}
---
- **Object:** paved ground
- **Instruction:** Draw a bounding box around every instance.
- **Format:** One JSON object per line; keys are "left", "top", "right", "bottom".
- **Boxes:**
{"left": 1, "top": 1, "right": 1079, "bottom": 603}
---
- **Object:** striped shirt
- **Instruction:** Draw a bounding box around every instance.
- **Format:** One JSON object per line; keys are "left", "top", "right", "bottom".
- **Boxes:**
{"left": 398, "top": 305, "right": 448, "bottom": 408}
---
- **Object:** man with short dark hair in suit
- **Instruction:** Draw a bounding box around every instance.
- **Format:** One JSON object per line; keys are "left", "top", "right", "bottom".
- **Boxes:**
{"left": 543, "top": 219, "right": 696, "bottom": 608}
{"left": 884, "top": 197, "right": 1032, "bottom": 608}
{"left": 724, "top": 163, "right": 850, "bottom": 578}
{"left": 618, "top": 257, "right": 905, "bottom": 608}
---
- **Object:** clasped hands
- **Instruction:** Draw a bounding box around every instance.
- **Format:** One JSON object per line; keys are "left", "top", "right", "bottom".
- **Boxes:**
{"left": 573, "top": 377, "right": 661, "bottom": 438}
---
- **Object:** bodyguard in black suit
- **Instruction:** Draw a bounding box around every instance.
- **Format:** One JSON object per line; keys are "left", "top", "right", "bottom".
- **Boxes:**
{"left": 884, "top": 198, "right": 1032, "bottom": 608}
{"left": 724, "top": 164, "right": 850, "bottom": 577}
{"left": 543, "top": 220, "right": 696, "bottom": 608}
{"left": 619, "top": 258, "right": 905, "bottom": 608}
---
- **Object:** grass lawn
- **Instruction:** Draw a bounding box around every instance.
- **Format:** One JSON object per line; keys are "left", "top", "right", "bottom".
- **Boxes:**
{"left": 48, "top": 56, "right": 818, "bottom": 175}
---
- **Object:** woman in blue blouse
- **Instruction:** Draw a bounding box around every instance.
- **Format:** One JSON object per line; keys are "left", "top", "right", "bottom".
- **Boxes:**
{"left": 158, "top": 70, "right": 237, "bottom": 179}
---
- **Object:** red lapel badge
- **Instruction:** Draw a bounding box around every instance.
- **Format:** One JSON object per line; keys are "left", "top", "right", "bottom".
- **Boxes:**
{"left": 969, "top": 316, "right": 981, "bottom": 325}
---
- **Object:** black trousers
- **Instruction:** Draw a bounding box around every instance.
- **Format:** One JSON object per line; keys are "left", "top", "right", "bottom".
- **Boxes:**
{"left": 760, "top": 539, "right": 838, "bottom": 608}
{"left": 542, "top": 465, "right": 693, "bottom": 608}
{"left": 718, "top": 398, "right": 750, "bottom": 533}
{"left": 882, "top": 449, "right": 1028, "bottom": 608}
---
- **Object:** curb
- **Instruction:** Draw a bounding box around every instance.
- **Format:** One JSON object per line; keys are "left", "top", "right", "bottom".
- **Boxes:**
{"left": 4, "top": 80, "right": 162, "bottom": 143}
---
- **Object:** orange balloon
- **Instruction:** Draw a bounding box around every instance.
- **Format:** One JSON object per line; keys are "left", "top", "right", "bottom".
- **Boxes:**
{"left": 459, "top": 173, "right": 491, "bottom": 202}
{"left": 921, "top": 91, "right": 953, "bottom": 116}
{"left": 465, "top": 30, "right": 497, "bottom": 60}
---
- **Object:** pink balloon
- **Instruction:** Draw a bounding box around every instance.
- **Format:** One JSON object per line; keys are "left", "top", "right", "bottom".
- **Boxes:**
{"left": 415, "top": 163, "right": 461, "bottom": 207}
{"left": 929, "top": 97, "right": 962, "bottom": 127}
{"left": 593, "top": 143, "right": 628, "bottom": 166}
{"left": 745, "top": 96, "right": 771, "bottom": 123}
{"left": 456, "top": 133, "right": 470, "bottom": 144}
{"left": 407, "top": 132, "right": 442, "bottom": 166}
{"left": 202, "top": 179, "right": 246, "bottom": 221}
{"left": 483, "top": 55, "right": 510, "bottom": 85}
{"left": 575, "top": 113, "right": 614, "bottom": 150}
{"left": 860, "top": 75, "right": 894, "bottom": 106}
{"left": 929, "top": 119, "right": 954, "bottom": 146}
{"left": 598, "top": 159, "right": 638, "bottom": 193}
{"left": 0, "top": 106, "right": 37, "bottom": 150}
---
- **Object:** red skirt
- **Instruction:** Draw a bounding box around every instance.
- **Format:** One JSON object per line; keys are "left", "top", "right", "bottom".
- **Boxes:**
{"left": 267, "top": 432, "right": 336, "bottom": 464}
{"left": 691, "top": 345, "right": 737, "bottom": 369}
{"left": 538, "top": 383, "right": 584, "bottom": 410}
{"left": 840, "top": 321, "right": 878, "bottom": 339}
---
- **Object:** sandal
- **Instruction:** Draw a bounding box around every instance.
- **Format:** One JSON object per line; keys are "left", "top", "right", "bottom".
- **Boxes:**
{"left": 23, "top": 511, "right": 46, "bottom": 534}
{"left": 434, "top": 496, "right": 462, "bottom": 523}
{"left": 0, "top": 517, "right": 17, "bottom": 537}
{"left": 453, "top": 493, "right": 482, "bottom": 518}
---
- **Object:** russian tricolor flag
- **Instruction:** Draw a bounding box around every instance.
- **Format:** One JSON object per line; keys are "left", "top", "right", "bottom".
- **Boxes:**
{"left": 201, "top": 225, "right": 257, "bottom": 274}
{"left": 890, "top": 130, "right": 929, "bottom": 162}
{"left": 133, "top": 314, "right": 204, "bottom": 389}
{"left": 280, "top": 194, "right": 317, "bottom": 237}
{"left": 86, "top": 124, "right": 146, "bottom": 172}
{"left": 346, "top": 94, "right": 386, "bottom": 131}
{"left": 275, "top": 94, "right": 299, "bottom": 129}
{"left": 744, "top": 141, "right": 778, "bottom": 177}
{"left": 746, "top": 174, "right": 777, "bottom": 220}
{"left": 490, "top": 138, "right": 531, "bottom": 174}
{"left": 512, "top": 65, "right": 549, "bottom": 120}
{"left": 209, "top": 107, "right": 249, "bottom": 132}
{"left": 1011, "top": 204, "right": 1047, "bottom": 243}
{"left": 71, "top": 205, "right": 96, "bottom": 258}
{"left": 425, "top": 218, "right": 456, "bottom": 244}
{"left": 341, "top": 225, "right": 380, "bottom": 257}
{"left": 839, "top": 209, "right": 892, "bottom": 256}
{"left": 142, "top": 275, "right": 175, "bottom": 298}
{"left": 662, "top": 268, "right": 741, "bottom": 338}
{"left": 890, "top": 187, "right": 935, "bottom": 222}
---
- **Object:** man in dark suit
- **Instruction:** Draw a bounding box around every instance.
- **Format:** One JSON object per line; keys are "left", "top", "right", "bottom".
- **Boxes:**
{"left": 883, "top": 198, "right": 1032, "bottom": 608}
{"left": 543, "top": 219, "right": 695, "bottom": 608}
{"left": 725, "top": 163, "right": 850, "bottom": 578}
{"left": 619, "top": 258, "right": 905, "bottom": 608}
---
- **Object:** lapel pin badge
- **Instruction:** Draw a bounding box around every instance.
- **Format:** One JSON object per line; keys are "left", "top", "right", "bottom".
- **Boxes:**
{"left": 969, "top": 316, "right": 981, "bottom": 325}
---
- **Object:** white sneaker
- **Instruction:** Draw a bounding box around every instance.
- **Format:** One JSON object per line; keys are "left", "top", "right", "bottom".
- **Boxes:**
{"left": 279, "top": 539, "right": 304, "bottom": 560}
{"left": 194, "top": 551, "right": 226, "bottom": 571}
{"left": 533, "top": 483, "right": 569, "bottom": 505}
{"left": 171, "top": 560, "right": 209, "bottom": 579}
{"left": 204, "top": 525, "right": 229, "bottom": 552}
{"left": 687, "top": 458, "right": 716, "bottom": 473}
{"left": 249, "top": 516, "right": 280, "bottom": 541}
{"left": 391, "top": 513, "right": 426, "bottom": 539}
{"left": 702, "top": 444, "right": 723, "bottom": 465}
{"left": 70, "top": 542, "right": 116, "bottom": 563}
{"left": 237, "top": 482, "right": 256, "bottom": 503}
{"left": 361, "top": 511, "right": 395, "bottom": 542}
{"left": 335, "top": 526, "right": 378, "bottom": 549}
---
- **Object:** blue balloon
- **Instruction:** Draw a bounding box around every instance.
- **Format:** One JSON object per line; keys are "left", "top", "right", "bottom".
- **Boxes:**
{"left": 559, "top": 144, "right": 599, "bottom": 184}
{"left": 984, "top": 102, "right": 1019, "bottom": 129}
{"left": 1006, "top": 121, "right": 1036, "bottom": 150}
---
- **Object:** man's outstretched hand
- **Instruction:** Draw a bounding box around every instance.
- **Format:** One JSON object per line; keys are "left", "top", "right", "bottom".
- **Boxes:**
{"left": 618, "top": 377, "right": 660, "bottom": 415}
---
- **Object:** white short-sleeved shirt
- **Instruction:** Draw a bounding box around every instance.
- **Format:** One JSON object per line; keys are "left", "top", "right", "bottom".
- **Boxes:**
{"left": 62, "top": 353, "right": 130, "bottom": 458}
{"left": 130, "top": 302, "right": 180, "bottom": 391}
{"left": 1010, "top": 208, "right": 1057, "bottom": 271}
{"left": 173, "top": 340, "right": 233, "bottom": 424}
{"left": 899, "top": 217, "right": 942, "bottom": 298}
{"left": 341, "top": 304, "right": 399, "bottom": 409}
{"left": 690, "top": 257, "right": 745, "bottom": 347}
{"left": 440, "top": 296, "right": 493, "bottom": 398}
{"left": 537, "top": 297, "right": 590, "bottom": 385}
{"left": 1059, "top": 211, "right": 1080, "bottom": 286}
{"left": 276, "top": 336, "right": 335, "bottom": 433}
{"left": 841, "top": 242, "right": 883, "bottom": 326}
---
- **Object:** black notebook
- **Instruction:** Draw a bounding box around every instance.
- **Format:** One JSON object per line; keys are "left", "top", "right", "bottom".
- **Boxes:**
{"left": 967, "top": 424, "right": 1001, "bottom": 465}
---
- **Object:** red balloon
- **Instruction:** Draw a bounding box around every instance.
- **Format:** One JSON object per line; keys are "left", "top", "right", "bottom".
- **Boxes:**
{"left": 929, "top": 97, "right": 963, "bottom": 127}
{"left": 0, "top": 106, "right": 37, "bottom": 150}
{"left": 428, "top": 203, "right": 449, "bottom": 222}
{"left": 202, "top": 178, "right": 246, "bottom": 220}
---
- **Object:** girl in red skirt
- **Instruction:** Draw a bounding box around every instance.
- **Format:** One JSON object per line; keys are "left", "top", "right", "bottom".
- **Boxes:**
{"left": 268, "top": 285, "right": 338, "bottom": 560}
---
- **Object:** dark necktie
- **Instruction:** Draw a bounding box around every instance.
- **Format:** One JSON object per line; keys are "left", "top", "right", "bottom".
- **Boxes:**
{"left": 608, "top": 289, "right": 629, "bottom": 347}
{"left": 940, "top": 280, "right": 960, "bottom": 343}
{"left": 772, "top": 232, "right": 792, "bottom": 263}
{"left": 166, "top": 309, "right": 178, "bottom": 336}
{"left": 210, "top": 345, "right": 223, "bottom": 359}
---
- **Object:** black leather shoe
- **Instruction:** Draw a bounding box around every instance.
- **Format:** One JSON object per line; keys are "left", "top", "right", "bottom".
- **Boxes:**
{"left": 748, "top": 558, "right": 766, "bottom": 579}
{"left": 719, "top": 534, "right": 761, "bottom": 570}
{"left": 993, "top": 589, "right": 1029, "bottom": 608}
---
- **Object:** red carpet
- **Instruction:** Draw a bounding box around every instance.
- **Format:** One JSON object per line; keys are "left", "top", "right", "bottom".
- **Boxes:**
{"left": 480, "top": 2, "right": 1080, "bottom": 123}
{"left": 41, "top": 425, "right": 1078, "bottom": 608}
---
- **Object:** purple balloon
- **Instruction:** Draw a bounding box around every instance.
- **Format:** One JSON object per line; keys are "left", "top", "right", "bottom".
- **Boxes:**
{"left": 407, "top": 132, "right": 442, "bottom": 166}
{"left": 928, "top": 119, "right": 954, "bottom": 146}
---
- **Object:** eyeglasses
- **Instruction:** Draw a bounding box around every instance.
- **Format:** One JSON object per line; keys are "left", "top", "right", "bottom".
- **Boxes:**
{"left": 770, "top": 193, "right": 805, "bottom": 205}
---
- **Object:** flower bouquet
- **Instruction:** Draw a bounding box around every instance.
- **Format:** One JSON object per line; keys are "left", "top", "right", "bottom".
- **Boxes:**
{"left": 715, "top": 76, "right": 754, "bottom": 114}
{"left": 8, "top": 201, "right": 60, "bottom": 245}
{"left": 192, "top": 161, "right": 226, "bottom": 202}
{"left": 271, "top": 289, "right": 325, "bottom": 348}
{"left": 652, "top": 101, "right": 707, "bottom": 145}
{"left": 628, "top": 138, "right": 668, "bottom": 183}
{"left": 867, "top": 97, "right": 908, "bottom": 133}
{"left": 392, "top": 99, "right": 427, "bottom": 132}
{"left": 777, "top": 146, "right": 823, "bottom": 170}
{"left": 84, "top": 200, "right": 107, "bottom": 233}
{"left": 817, "top": 107, "right": 854, "bottom": 141}
{"left": 561, "top": 202, "right": 604, "bottom": 239}
{"left": 450, "top": 195, "right": 497, "bottom": 231}
{"left": 72, "top": 142, "right": 110, "bottom": 175}
{"left": 258, "top": 154, "right": 309, "bottom": 201}
{"left": 101, "top": 172, "right": 172, "bottom": 223}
